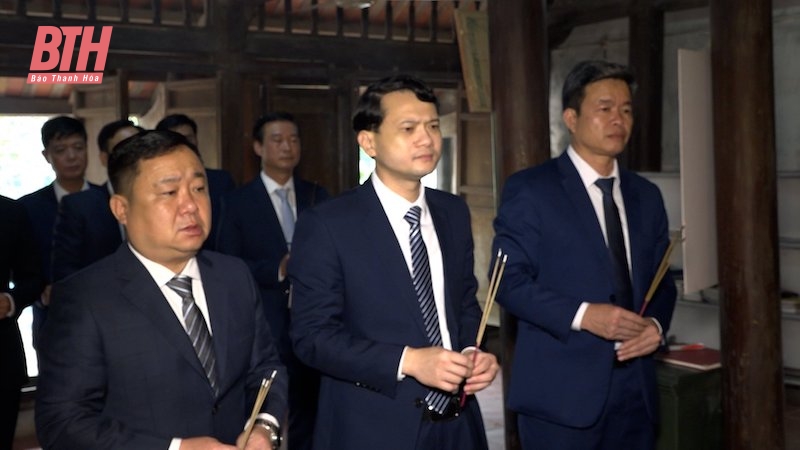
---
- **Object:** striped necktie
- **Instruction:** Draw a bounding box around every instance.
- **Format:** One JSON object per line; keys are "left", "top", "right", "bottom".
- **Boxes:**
{"left": 166, "top": 275, "right": 219, "bottom": 395}
{"left": 404, "top": 205, "right": 450, "bottom": 414}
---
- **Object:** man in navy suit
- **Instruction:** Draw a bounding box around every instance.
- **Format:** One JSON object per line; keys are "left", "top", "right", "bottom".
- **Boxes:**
{"left": 0, "top": 195, "right": 43, "bottom": 449}
{"left": 18, "top": 116, "right": 102, "bottom": 345}
{"left": 51, "top": 119, "right": 140, "bottom": 282}
{"left": 492, "top": 60, "right": 677, "bottom": 449}
{"left": 156, "top": 113, "right": 236, "bottom": 251}
{"left": 36, "top": 130, "right": 287, "bottom": 450}
{"left": 289, "top": 75, "right": 499, "bottom": 450}
{"left": 217, "top": 112, "right": 328, "bottom": 450}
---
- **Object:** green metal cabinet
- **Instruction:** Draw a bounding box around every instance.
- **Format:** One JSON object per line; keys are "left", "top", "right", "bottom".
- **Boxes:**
{"left": 656, "top": 363, "right": 722, "bottom": 450}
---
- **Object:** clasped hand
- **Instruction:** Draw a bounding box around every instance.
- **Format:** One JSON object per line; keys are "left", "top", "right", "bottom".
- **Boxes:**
{"left": 402, "top": 346, "right": 499, "bottom": 395}
{"left": 581, "top": 303, "right": 662, "bottom": 361}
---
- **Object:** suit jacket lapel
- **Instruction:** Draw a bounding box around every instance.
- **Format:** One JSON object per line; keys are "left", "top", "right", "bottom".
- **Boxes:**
{"left": 557, "top": 153, "right": 616, "bottom": 283}
{"left": 197, "top": 252, "right": 231, "bottom": 391}
{"left": 294, "top": 178, "right": 319, "bottom": 213}
{"left": 114, "top": 246, "right": 210, "bottom": 384}
{"left": 619, "top": 171, "right": 645, "bottom": 309}
{"left": 359, "top": 182, "right": 432, "bottom": 342}
{"left": 426, "top": 191, "right": 459, "bottom": 347}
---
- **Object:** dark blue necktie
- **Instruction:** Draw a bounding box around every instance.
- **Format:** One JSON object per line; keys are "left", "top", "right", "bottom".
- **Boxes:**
{"left": 167, "top": 275, "right": 219, "bottom": 396}
{"left": 404, "top": 206, "right": 449, "bottom": 414}
{"left": 595, "top": 178, "right": 634, "bottom": 311}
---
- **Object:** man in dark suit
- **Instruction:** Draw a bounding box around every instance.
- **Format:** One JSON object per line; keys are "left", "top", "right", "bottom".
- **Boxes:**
{"left": 217, "top": 112, "right": 328, "bottom": 450}
{"left": 51, "top": 119, "right": 140, "bottom": 282}
{"left": 18, "top": 116, "right": 103, "bottom": 346}
{"left": 36, "top": 131, "right": 287, "bottom": 450}
{"left": 289, "top": 75, "right": 499, "bottom": 450}
{"left": 491, "top": 60, "right": 677, "bottom": 449}
{"left": 0, "top": 195, "right": 43, "bottom": 449}
{"left": 156, "top": 113, "right": 236, "bottom": 251}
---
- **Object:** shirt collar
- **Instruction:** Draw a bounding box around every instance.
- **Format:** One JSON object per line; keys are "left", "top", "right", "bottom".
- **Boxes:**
{"left": 128, "top": 243, "right": 201, "bottom": 287}
{"left": 370, "top": 172, "right": 428, "bottom": 220}
{"left": 260, "top": 172, "right": 294, "bottom": 194}
{"left": 53, "top": 179, "right": 89, "bottom": 203}
{"left": 566, "top": 145, "right": 620, "bottom": 190}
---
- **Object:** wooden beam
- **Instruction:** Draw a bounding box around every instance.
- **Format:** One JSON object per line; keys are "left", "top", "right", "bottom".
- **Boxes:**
{"left": 626, "top": 0, "right": 664, "bottom": 171}
{"left": 245, "top": 34, "right": 460, "bottom": 72}
{"left": 0, "top": 96, "right": 72, "bottom": 114}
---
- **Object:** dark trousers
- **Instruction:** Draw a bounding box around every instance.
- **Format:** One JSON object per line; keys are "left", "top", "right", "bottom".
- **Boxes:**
{"left": 415, "top": 397, "right": 488, "bottom": 450}
{"left": 286, "top": 353, "right": 320, "bottom": 450}
{"left": 0, "top": 382, "right": 22, "bottom": 450}
{"left": 518, "top": 364, "right": 655, "bottom": 450}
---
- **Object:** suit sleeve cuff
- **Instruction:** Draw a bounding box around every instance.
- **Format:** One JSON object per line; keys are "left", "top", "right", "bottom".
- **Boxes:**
{"left": 648, "top": 317, "right": 665, "bottom": 344}
{"left": 397, "top": 346, "right": 408, "bottom": 381}
{"left": 256, "top": 413, "right": 280, "bottom": 429}
{"left": 571, "top": 302, "right": 589, "bottom": 331}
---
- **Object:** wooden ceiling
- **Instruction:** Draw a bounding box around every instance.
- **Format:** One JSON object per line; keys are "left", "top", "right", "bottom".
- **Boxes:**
{"left": 0, "top": 0, "right": 724, "bottom": 106}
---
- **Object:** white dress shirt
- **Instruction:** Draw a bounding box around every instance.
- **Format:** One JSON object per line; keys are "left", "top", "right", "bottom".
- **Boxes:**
{"left": 260, "top": 171, "right": 297, "bottom": 232}
{"left": 370, "top": 174, "right": 455, "bottom": 380}
{"left": 128, "top": 245, "right": 278, "bottom": 449}
{"left": 566, "top": 146, "right": 631, "bottom": 331}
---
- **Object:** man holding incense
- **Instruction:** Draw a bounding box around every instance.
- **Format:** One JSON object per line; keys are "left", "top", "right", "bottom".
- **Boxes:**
{"left": 36, "top": 131, "right": 287, "bottom": 450}
{"left": 491, "top": 60, "right": 677, "bottom": 449}
{"left": 289, "top": 74, "right": 499, "bottom": 450}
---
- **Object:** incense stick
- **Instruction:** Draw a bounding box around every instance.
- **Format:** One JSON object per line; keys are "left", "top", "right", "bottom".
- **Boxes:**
{"left": 638, "top": 234, "right": 681, "bottom": 316}
{"left": 240, "top": 370, "right": 277, "bottom": 449}
{"left": 460, "top": 250, "right": 507, "bottom": 407}
{"left": 476, "top": 252, "right": 507, "bottom": 345}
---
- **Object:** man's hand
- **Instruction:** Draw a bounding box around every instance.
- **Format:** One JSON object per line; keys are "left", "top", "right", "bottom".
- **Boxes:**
{"left": 41, "top": 284, "right": 52, "bottom": 306}
{"left": 580, "top": 303, "right": 650, "bottom": 341}
{"left": 236, "top": 425, "right": 274, "bottom": 450}
{"left": 402, "top": 347, "right": 472, "bottom": 393}
{"left": 461, "top": 349, "right": 499, "bottom": 395}
{"left": 616, "top": 319, "right": 662, "bottom": 361}
{"left": 0, "top": 293, "right": 11, "bottom": 317}
{"left": 179, "top": 436, "right": 237, "bottom": 449}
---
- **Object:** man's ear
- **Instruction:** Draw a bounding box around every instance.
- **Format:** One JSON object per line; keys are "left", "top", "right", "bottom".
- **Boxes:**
{"left": 41, "top": 149, "right": 51, "bottom": 164}
{"left": 562, "top": 108, "right": 577, "bottom": 134}
{"left": 357, "top": 131, "right": 376, "bottom": 158}
{"left": 252, "top": 140, "right": 262, "bottom": 158}
{"left": 109, "top": 194, "right": 129, "bottom": 226}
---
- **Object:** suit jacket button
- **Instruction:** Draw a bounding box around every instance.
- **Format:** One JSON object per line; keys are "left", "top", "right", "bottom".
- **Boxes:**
{"left": 212, "top": 404, "right": 219, "bottom": 414}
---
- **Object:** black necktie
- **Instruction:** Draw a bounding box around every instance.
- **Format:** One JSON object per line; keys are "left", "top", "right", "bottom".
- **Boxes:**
{"left": 166, "top": 275, "right": 219, "bottom": 395}
{"left": 404, "top": 206, "right": 449, "bottom": 414}
{"left": 595, "top": 178, "right": 634, "bottom": 311}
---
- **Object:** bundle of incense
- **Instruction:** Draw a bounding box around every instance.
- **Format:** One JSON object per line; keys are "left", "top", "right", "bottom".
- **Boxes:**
{"left": 240, "top": 370, "right": 277, "bottom": 449}
{"left": 460, "top": 249, "right": 507, "bottom": 407}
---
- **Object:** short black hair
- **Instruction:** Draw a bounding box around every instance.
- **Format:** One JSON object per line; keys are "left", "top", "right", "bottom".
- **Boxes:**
{"left": 41, "top": 116, "right": 87, "bottom": 148}
{"left": 108, "top": 130, "right": 200, "bottom": 197}
{"left": 97, "top": 119, "right": 137, "bottom": 154}
{"left": 352, "top": 74, "right": 439, "bottom": 132}
{"left": 561, "top": 60, "right": 635, "bottom": 112}
{"left": 252, "top": 112, "right": 298, "bottom": 143}
{"left": 155, "top": 114, "right": 198, "bottom": 134}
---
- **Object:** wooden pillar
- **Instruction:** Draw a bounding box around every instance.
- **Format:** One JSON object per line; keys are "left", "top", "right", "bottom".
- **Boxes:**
{"left": 488, "top": 1, "right": 550, "bottom": 449}
{"left": 710, "top": 0, "right": 784, "bottom": 448}
{"left": 211, "top": 0, "right": 260, "bottom": 183}
{"left": 626, "top": 1, "right": 663, "bottom": 172}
